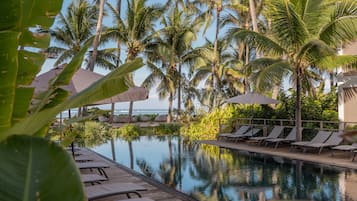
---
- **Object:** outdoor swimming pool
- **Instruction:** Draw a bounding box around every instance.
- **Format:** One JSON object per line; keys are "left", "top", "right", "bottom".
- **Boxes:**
{"left": 92, "top": 136, "right": 357, "bottom": 201}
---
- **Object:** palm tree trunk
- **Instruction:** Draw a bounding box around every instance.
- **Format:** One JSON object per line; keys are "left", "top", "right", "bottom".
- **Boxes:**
{"left": 296, "top": 66, "right": 302, "bottom": 141}
{"left": 116, "top": 0, "right": 121, "bottom": 68}
{"left": 167, "top": 92, "right": 173, "bottom": 123}
{"left": 87, "top": 0, "right": 105, "bottom": 71}
{"left": 249, "top": 0, "right": 259, "bottom": 32}
{"left": 210, "top": 2, "right": 222, "bottom": 109}
{"left": 128, "top": 101, "right": 133, "bottom": 123}
{"left": 177, "top": 63, "right": 182, "bottom": 117}
{"left": 244, "top": 44, "right": 250, "bottom": 93}
{"left": 249, "top": 0, "right": 260, "bottom": 59}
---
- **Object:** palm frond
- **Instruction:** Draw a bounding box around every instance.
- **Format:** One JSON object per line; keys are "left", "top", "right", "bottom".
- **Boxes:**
{"left": 296, "top": 39, "right": 336, "bottom": 65}
{"left": 226, "top": 28, "right": 286, "bottom": 56}
{"left": 267, "top": 0, "right": 309, "bottom": 50}
{"left": 318, "top": 0, "right": 357, "bottom": 47}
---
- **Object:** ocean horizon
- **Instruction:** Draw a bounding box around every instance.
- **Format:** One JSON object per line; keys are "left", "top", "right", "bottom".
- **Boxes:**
{"left": 58, "top": 108, "right": 168, "bottom": 118}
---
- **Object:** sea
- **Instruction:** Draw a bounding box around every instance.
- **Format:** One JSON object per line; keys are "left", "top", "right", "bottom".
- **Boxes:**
{"left": 58, "top": 108, "right": 167, "bottom": 118}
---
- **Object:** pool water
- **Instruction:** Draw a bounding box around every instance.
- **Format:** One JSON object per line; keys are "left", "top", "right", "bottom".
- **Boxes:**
{"left": 92, "top": 135, "right": 357, "bottom": 201}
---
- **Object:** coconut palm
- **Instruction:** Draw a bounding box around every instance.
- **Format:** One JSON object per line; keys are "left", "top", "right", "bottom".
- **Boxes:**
{"left": 142, "top": 59, "right": 177, "bottom": 123}
{"left": 105, "top": 0, "right": 163, "bottom": 121}
{"left": 191, "top": 0, "right": 224, "bottom": 108}
{"left": 46, "top": 0, "right": 98, "bottom": 66}
{"left": 190, "top": 39, "right": 243, "bottom": 110}
{"left": 231, "top": 0, "right": 357, "bottom": 140}
{"left": 153, "top": 8, "right": 201, "bottom": 116}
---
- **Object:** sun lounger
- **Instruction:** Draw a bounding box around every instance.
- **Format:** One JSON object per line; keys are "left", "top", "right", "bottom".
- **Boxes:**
{"left": 75, "top": 155, "right": 94, "bottom": 162}
{"left": 248, "top": 126, "right": 285, "bottom": 145}
{"left": 218, "top": 125, "right": 251, "bottom": 140}
{"left": 77, "top": 162, "right": 110, "bottom": 178}
{"left": 86, "top": 182, "right": 147, "bottom": 200}
{"left": 81, "top": 174, "right": 108, "bottom": 184}
{"left": 265, "top": 127, "right": 298, "bottom": 148}
{"left": 331, "top": 143, "right": 357, "bottom": 159}
{"left": 226, "top": 128, "right": 261, "bottom": 142}
{"left": 301, "top": 131, "right": 343, "bottom": 154}
{"left": 290, "top": 130, "right": 332, "bottom": 151}
{"left": 116, "top": 198, "right": 154, "bottom": 201}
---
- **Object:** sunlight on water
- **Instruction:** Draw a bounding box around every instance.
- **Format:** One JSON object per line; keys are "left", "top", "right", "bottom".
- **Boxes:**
{"left": 92, "top": 136, "right": 357, "bottom": 201}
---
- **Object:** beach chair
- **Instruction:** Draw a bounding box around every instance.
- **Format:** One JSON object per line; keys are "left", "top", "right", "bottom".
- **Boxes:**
{"left": 86, "top": 182, "right": 147, "bottom": 201}
{"left": 290, "top": 130, "right": 332, "bottom": 151}
{"left": 217, "top": 125, "right": 251, "bottom": 140}
{"left": 77, "top": 162, "right": 110, "bottom": 178}
{"left": 248, "top": 126, "right": 285, "bottom": 145}
{"left": 75, "top": 155, "right": 94, "bottom": 162}
{"left": 331, "top": 143, "right": 357, "bottom": 158}
{"left": 81, "top": 174, "right": 107, "bottom": 185}
{"left": 226, "top": 128, "right": 261, "bottom": 142}
{"left": 301, "top": 131, "right": 343, "bottom": 154}
{"left": 116, "top": 198, "right": 154, "bottom": 201}
{"left": 265, "top": 127, "right": 298, "bottom": 148}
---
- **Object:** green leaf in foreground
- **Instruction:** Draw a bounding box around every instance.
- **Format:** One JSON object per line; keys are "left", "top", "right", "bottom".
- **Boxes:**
{"left": 0, "top": 135, "right": 85, "bottom": 201}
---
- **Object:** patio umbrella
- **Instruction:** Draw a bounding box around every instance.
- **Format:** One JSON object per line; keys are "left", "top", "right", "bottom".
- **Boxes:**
{"left": 31, "top": 65, "right": 148, "bottom": 157}
{"left": 226, "top": 92, "right": 279, "bottom": 105}
{"left": 31, "top": 65, "right": 148, "bottom": 104}
{"left": 226, "top": 93, "right": 279, "bottom": 134}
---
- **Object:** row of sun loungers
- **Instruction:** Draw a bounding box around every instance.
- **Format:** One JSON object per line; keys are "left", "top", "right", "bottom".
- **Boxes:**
{"left": 68, "top": 148, "right": 155, "bottom": 201}
{"left": 218, "top": 125, "right": 357, "bottom": 159}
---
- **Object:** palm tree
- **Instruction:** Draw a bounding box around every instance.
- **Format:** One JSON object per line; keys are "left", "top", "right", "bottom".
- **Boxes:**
{"left": 232, "top": 0, "right": 357, "bottom": 141}
{"left": 142, "top": 60, "right": 177, "bottom": 123}
{"left": 46, "top": 0, "right": 97, "bottom": 66}
{"left": 154, "top": 8, "right": 201, "bottom": 116}
{"left": 192, "top": 0, "right": 224, "bottom": 108}
{"left": 105, "top": 0, "right": 163, "bottom": 122}
{"left": 190, "top": 39, "right": 242, "bottom": 110}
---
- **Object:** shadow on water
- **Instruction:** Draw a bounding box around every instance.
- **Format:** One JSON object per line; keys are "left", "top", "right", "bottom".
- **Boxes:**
{"left": 92, "top": 136, "right": 357, "bottom": 201}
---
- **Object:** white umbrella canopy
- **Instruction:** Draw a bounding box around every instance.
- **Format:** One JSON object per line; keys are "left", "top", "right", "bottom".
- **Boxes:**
{"left": 31, "top": 65, "right": 148, "bottom": 104}
{"left": 226, "top": 93, "right": 279, "bottom": 105}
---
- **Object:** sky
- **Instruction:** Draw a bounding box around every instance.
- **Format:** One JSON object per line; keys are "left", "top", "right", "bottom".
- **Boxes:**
{"left": 40, "top": 0, "right": 218, "bottom": 111}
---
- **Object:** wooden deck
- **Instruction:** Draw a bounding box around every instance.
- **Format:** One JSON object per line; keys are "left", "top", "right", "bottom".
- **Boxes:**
{"left": 200, "top": 140, "right": 357, "bottom": 170}
{"left": 78, "top": 149, "right": 195, "bottom": 201}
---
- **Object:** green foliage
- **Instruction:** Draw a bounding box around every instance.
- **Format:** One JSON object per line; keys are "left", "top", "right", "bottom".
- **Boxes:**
{"left": 115, "top": 124, "right": 141, "bottom": 141}
{"left": 0, "top": 0, "right": 144, "bottom": 200}
{"left": 322, "top": 110, "right": 339, "bottom": 122}
{"left": 0, "top": 135, "right": 84, "bottom": 201}
{"left": 154, "top": 123, "right": 181, "bottom": 135}
{"left": 77, "top": 121, "right": 112, "bottom": 147}
{"left": 275, "top": 91, "right": 338, "bottom": 121}
{"left": 181, "top": 105, "right": 238, "bottom": 140}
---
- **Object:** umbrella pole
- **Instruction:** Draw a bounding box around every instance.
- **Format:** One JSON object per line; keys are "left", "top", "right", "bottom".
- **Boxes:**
{"left": 68, "top": 109, "right": 75, "bottom": 158}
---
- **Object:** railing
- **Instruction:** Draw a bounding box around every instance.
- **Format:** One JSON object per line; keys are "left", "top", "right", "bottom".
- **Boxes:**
{"left": 231, "top": 118, "right": 357, "bottom": 131}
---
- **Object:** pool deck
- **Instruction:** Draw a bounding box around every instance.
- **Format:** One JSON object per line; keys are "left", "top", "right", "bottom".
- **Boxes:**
{"left": 78, "top": 149, "right": 195, "bottom": 201}
{"left": 199, "top": 140, "right": 357, "bottom": 170}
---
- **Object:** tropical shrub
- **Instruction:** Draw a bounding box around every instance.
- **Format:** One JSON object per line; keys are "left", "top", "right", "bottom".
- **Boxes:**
{"left": 72, "top": 121, "right": 112, "bottom": 147}
{"left": 181, "top": 105, "right": 238, "bottom": 140}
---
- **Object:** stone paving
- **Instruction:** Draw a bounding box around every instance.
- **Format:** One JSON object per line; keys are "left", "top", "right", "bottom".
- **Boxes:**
{"left": 200, "top": 140, "right": 357, "bottom": 170}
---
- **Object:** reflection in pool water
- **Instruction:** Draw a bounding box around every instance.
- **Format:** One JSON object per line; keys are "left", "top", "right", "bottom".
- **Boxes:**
{"left": 91, "top": 135, "right": 357, "bottom": 201}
